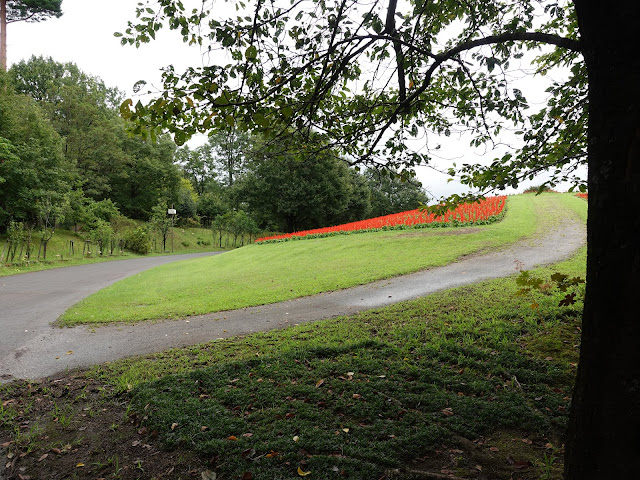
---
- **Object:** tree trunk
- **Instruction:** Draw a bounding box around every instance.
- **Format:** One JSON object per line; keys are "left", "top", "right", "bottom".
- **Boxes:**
{"left": 565, "top": 2, "right": 640, "bottom": 478}
{"left": 1, "top": 0, "right": 7, "bottom": 71}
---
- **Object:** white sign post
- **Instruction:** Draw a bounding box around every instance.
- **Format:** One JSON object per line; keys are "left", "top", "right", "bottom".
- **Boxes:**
{"left": 168, "top": 206, "right": 177, "bottom": 252}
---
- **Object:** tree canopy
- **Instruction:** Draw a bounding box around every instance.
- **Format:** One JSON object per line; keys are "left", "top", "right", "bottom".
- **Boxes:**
{"left": 120, "top": 0, "right": 584, "bottom": 202}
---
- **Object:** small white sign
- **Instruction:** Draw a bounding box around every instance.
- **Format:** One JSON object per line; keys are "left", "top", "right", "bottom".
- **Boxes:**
{"left": 167, "top": 209, "right": 177, "bottom": 215}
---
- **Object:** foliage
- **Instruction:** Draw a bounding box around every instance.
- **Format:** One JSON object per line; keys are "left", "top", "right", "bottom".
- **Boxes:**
{"left": 149, "top": 202, "right": 172, "bottom": 251}
{"left": 239, "top": 137, "right": 367, "bottom": 232}
{"left": 118, "top": 0, "right": 584, "bottom": 198}
{"left": 123, "top": 226, "right": 151, "bottom": 255}
{"left": 516, "top": 270, "right": 585, "bottom": 310}
{"left": 366, "top": 169, "right": 430, "bottom": 217}
{"left": 0, "top": 72, "right": 70, "bottom": 230}
{"left": 9, "top": 57, "right": 183, "bottom": 221}
{"left": 3, "top": 0, "right": 62, "bottom": 23}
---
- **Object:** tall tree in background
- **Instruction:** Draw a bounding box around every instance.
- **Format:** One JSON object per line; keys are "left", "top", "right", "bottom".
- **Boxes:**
{"left": 366, "top": 169, "right": 429, "bottom": 217}
{"left": 240, "top": 137, "right": 366, "bottom": 232}
{"left": 205, "top": 130, "right": 253, "bottom": 187}
{"left": 122, "top": 1, "right": 639, "bottom": 477}
{"left": 0, "top": 72, "right": 70, "bottom": 229}
{"left": 0, "top": 0, "right": 62, "bottom": 70}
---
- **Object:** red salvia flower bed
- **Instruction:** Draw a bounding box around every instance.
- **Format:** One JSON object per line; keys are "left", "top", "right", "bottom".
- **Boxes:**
{"left": 256, "top": 196, "right": 507, "bottom": 244}
{"left": 576, "top": 193, "right": 588, "bottom": 200}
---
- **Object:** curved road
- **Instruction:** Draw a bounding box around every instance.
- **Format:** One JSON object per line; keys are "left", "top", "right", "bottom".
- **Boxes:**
{"left": 0, "top": 219, "right": 585, "bottom": 384}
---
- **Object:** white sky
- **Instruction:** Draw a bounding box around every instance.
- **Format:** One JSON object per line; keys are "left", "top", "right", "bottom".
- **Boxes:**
{"left": 6, "top": 0, "right": 581, "bottom": 200}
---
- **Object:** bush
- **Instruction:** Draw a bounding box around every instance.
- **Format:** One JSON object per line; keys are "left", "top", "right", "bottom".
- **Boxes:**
{"left": 124, "top": 226, "right": 151, "bottom": 255}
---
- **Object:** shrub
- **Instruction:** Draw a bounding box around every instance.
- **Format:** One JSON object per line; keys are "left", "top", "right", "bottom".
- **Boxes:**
{"left": 124, "top": 226, "right": 151, "bottom": 255}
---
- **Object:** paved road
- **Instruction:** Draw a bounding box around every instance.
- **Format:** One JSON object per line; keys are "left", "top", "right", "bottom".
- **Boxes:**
{"left": 0, "top": 218, "right": 585, "bottom": 384}
{"left": 0, "top": 253, "right": 221, "bottom": 382}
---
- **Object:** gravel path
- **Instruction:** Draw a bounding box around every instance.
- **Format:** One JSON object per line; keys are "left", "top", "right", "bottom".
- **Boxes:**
{"left": 0, "top": 217, "right": 585, "bottom": 384}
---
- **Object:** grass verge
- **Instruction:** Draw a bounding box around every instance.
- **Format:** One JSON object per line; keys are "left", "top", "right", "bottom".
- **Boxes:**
{"left": 1, "top": 238, "right": 585, "bottom": 479}
{"left": 59, "top": 193, "right": 580, "bottom": 326}
{"left": 0, "top": 226, "right": 224, "bottom": 277}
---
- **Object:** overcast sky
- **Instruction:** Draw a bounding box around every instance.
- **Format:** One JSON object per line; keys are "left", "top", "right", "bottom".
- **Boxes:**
{"left": 6, "top": 0, "right": 579, "bottom": 200}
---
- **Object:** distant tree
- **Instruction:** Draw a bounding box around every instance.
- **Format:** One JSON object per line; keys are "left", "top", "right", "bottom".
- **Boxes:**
{"left": 36, "top": 193, "right": 66, "bottom": 260}
{"left": 0, "top": 1, "right": 63, "bottom": 70}
{"left": 149, "top": 202, "right": 171, "bottom": 252}
{"left": 366, "top": 170, "right": 429, "bottom": 217}
{"left": 175, "top": 144, "right": 218, "bottom": 195}
{"left": 196, "top": 191, "right": 228, "bottom": 226}
{"left": 0, "top": 72, "right": 70, "bottom": 230}
{"left": 113, "top": 134, "right": 181, "bottom": 219}
{"left": 240, "top": 139, "right": 364, "bottom": 232}
{"left": 10, "top": 57, "right": 126, "bottom": 199}
{"left": 205, "top": 130, "right": 253, "bottom": 187}
{"left": 175, "top": 177, "right": 198, "bottom": 221}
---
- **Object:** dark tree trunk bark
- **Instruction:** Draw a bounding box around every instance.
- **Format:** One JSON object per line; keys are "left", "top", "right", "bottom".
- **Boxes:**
{"left": 566, "top": 2, "right": 640, "bottom": 478}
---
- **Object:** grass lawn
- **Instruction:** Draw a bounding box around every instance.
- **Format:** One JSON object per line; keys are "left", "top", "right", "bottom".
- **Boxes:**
{"left": 0, "top": 240, "right": 585, "bottom": 479}
{"left": 58, "top": 193, "right": 584, "bottom": 326}
{"left": 0, "top": 226, "right": 224, "bottom": 277}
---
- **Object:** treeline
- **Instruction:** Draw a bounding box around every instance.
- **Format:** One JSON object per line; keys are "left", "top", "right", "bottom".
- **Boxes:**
{"left": 1, "top": 56, "right": 428, "bottom": 254}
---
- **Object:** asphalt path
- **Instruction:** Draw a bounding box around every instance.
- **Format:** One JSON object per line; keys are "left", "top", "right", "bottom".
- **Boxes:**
{"left": 0, "top": 218, "right": 585, "bottom": 384}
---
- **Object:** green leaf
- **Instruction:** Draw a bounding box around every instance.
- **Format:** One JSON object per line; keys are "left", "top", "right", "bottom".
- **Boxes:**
{"left": 245, "top": 45, "right": 258, "bottom": 61}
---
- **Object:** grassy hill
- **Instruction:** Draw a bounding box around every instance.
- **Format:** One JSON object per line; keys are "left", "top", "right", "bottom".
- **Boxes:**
{"left": 59, "top": 193, "right": 586, "bottom": 326}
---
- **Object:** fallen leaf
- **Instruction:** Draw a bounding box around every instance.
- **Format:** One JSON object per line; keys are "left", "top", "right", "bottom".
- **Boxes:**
{"left": 293, "top": 436, "right": 300, "bottom": 442}
{"left": 513, "top": 459, "right": 533, "bottom": 469}
{"left": 228, "top": 435, "right": 238, "bottom": 441}
{"left": 201, "top": 426, "right": 209, "bottom": 432}
{"left": 66, "top": 351, "right": 73, "bottom": 355}
{"left": 201, "top": 470, "right": 217, "bottom": 480}
{"left": 489, "top": 447, "right": 500, "bottom": 452}
{"left": 266, "top": 450, "right": 279, "bottom": 458}
{"left": 521, "top": 438, "right": 533, "bottom": 445}
{"left": 242, "top": 433, "right": 253, "bottom": 438}
{"left": 76, "top": 463, "right": 85, "bottom": 467}
{"left": 352, "top": 394, "right": 362, "bottom": 399}
{"left": 171, "top": 423, "right": 179, "bottom": 431}
{"left": 242, "top": 472, "right": 253, "bottom": 480}
{"left": 315, "top": 379, "right": 324, "bottom": 388}
{"left": 441, "top": 407, "right": 454, "bottom": 416}
{"left": 297, "top": 466, "right": 312, "bottom": 476}
{"left": 38, "top": 454, "right": 48, "bottom": 462}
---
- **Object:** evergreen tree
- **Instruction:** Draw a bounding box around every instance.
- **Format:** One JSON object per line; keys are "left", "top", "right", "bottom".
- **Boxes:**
{"left": 0, "top": 0, "right": 63, "bottom": 70}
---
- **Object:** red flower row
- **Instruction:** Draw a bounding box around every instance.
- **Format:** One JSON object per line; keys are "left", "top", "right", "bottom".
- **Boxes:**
{"left": 256, "top": 196, "right": 507, "bottom": 243}
{"left": 576, "top": 193, "right": 588, "bottom": 200}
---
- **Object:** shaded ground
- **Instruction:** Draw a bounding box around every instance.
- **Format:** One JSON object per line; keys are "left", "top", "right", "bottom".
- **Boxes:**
{"left": 0, "top": 360, "right": 567, "bottom": 480}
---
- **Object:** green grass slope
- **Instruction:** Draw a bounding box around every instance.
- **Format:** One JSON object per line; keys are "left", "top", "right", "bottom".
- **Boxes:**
{"left": 59, "top": 193, "right": 585, "bottom": 326}
{"left": 0, "top": 226, "right": 223, "bottom": 277}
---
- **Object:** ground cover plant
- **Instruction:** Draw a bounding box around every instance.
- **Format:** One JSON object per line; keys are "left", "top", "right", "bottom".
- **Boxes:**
{"left": 0, "top": 242, "right": 585, "bottom": 480}
{"left": 57, "top": 193, "right": 578, "bottom": 326}
{"left": 256, "top": 196, "right": 506, "bottom": 243}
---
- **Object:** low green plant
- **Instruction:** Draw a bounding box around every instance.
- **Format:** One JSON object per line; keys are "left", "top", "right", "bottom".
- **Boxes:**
{"left": 123, "top": 226, "right": 151, "bottom": 255}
